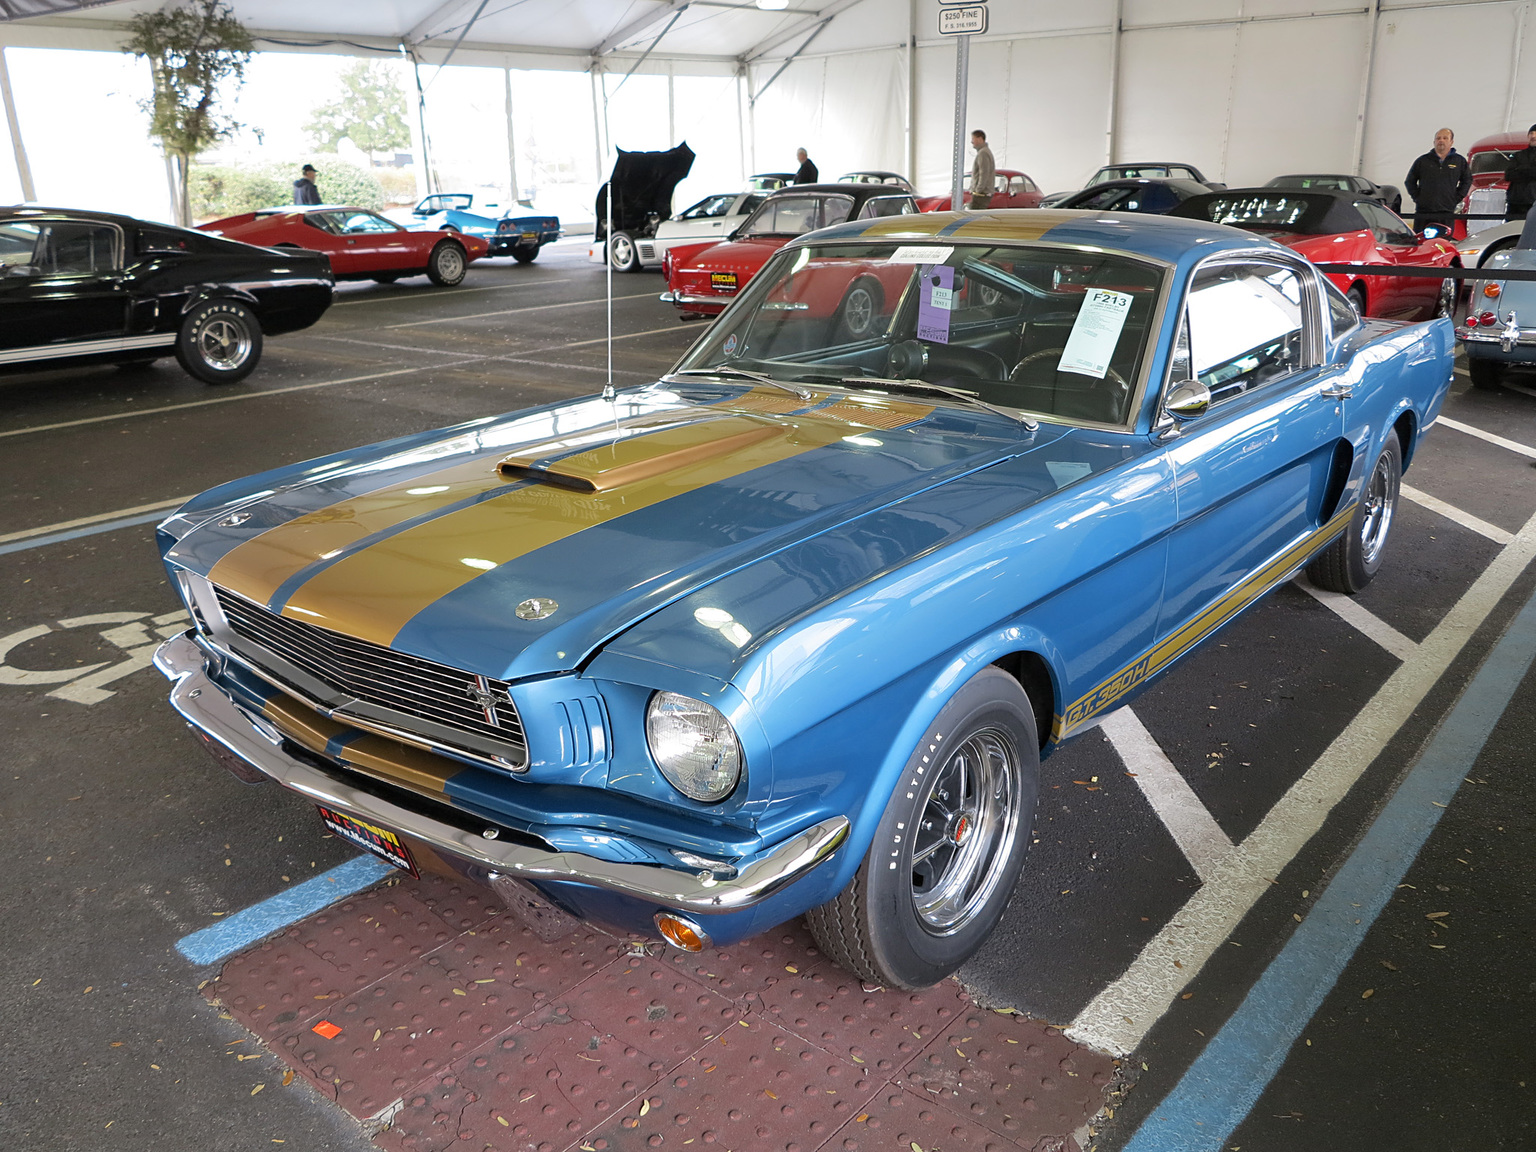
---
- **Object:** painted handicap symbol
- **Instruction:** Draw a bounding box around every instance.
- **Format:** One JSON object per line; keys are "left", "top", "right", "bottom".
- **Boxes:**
{"left": 0, "top": 610, "right": 189, "bottom": 705}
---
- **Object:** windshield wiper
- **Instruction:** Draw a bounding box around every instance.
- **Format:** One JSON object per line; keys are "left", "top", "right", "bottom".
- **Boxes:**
{"left": 842, "top": 377, "right": 1038, "bottom": 430}
{"left": 665, "top": 367, "right": 813, "bottom": 401}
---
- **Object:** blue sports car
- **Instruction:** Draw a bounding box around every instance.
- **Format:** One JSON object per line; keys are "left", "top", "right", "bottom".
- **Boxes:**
{"left": 402, "top": 193, "right": 560, "bottom": 262}
{"left": 154, "top": 209, "right": 1454, "bottom": 988}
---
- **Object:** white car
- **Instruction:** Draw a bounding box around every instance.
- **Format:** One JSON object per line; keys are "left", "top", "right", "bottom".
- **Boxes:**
{"left": 1456, "top": 218, "right": 1525, "bottom": 268}
{"left": 590, "top": 192, "right": 765, "bottom": 270}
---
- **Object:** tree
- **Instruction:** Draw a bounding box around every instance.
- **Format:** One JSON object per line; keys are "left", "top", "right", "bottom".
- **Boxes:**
{"left": 123, "top": 0, "right": 253, "bottom": 226}
{"left": 305, "top": 60, "right": 410, "bottom": 161}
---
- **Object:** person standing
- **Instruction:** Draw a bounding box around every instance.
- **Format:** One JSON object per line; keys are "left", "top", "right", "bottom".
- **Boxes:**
{"left": 794, "top": 148, "right": 818, "bottom": 185}
{"left": 969, "top": 130, "right": 996, "bottom": 210}
{"left": 292, "top": 164, "right": 321, "bottom": 206}
{"left": 1505, "top": 124, "right": 1536, "bottom": 222}
{"left": 1404, "top": 128, "right": 1471, "bottom": 230}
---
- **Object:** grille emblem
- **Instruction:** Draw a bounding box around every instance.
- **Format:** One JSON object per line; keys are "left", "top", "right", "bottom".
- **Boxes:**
{"left": 515, "top": 597, "right": 558, "bottom": 621}
{"left": 466, "top": 675, "right": 504, "bottom": 723}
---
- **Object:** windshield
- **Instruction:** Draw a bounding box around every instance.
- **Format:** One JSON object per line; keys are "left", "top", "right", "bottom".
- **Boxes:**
{"left": 739, "top": 195, "right": 854, "bottom": 238}
{"left": 1471, "top": 150, "right": 1516, "bottom": 176}
{"left": 1267, "top": 175, "right": 1352, "bottom": 191}
{"left": 673, "top": 241, "right": 1164, "bottom": 427}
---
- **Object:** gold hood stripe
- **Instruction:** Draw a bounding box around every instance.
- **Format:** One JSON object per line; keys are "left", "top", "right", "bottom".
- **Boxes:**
{"left": 279, "top": 398, "right": 933, "bottom": 646}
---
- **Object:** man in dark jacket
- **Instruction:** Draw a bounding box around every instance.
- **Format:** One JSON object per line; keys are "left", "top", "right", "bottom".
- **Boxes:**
{"left": 1505, "top": 125, "right": 1536, "bottom": 221}
{"left": 292, "top": 164, "right": 321, "bottom": 206}
{"left": 1404, "top": 128, "right": 1471, "bottom": 229}
{"left": 794, "top": 148, "right": 818, "bottom": 185}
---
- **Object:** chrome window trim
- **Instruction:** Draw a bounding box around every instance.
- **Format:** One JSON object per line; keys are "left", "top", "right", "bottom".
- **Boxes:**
{"left": 0, "top": 215, "right": 125, "bottom": 278}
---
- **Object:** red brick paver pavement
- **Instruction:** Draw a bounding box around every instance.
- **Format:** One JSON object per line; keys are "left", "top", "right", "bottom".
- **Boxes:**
{"left": 205, "top": 872, "right": 1119, "bottom": 1151}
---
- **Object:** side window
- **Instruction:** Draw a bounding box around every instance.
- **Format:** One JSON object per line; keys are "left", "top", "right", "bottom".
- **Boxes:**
{"left": 140, "top": 226, "right": 193, "bottom": 254}
{"left": 1185, "top": 262, "right": 1309, "bottom": 404}
{"left": 858, "top": 196, "right": 910, "bottom": 219}
{"left": 308, "top": 212, "right": 343, "bottom": 234}
{"left": 0, "top": 221, "right": 42, "bottom": 271}
{"left": 821, "top": 196, "right": 854, "bottom": 227}
{"left": 341, "top": 212, "right": 397, "bottom": 234}
{"left": 1323, "top": 275, "right": 1360, "bottom": 337}
{"left": 738, "top": 195, "right": 763, "bottom": 215}
{"left": 1357, "top": 200, "right": 1415, "bottom": 245}
{"left": 36, "top": 222, "right": 119, "bottom": 276}
{"left": 1077, "top": 186, "right": 1128, "bottom": 210}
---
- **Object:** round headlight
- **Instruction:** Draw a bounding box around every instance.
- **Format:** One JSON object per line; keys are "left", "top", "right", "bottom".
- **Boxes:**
{"left": 645, "top": 691, "right": 742, "bottom": 803}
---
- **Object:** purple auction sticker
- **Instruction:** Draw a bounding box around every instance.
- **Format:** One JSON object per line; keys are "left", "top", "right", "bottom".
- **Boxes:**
{"left": 916, "top": 265, "right": 954, "bottom": 344}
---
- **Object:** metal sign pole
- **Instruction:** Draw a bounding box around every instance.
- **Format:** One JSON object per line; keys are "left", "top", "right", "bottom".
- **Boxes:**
{"left": 950, "top": 32, "right": 969, "bottom": 209}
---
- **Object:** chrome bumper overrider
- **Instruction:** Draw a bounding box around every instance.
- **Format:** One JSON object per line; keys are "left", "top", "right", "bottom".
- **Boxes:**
{"left": 658, "top": 291, "right": 724, "bottom": 307}
{"left": 154, "top": 632, "right": 848, "bottom": 914}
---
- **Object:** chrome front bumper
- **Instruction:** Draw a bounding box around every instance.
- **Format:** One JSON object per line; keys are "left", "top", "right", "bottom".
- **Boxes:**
{"left": 154, "top": 631, "right": 848, "bottom": 915}
{"left": 658, "top": 291, "right": 726, "bottom": 308}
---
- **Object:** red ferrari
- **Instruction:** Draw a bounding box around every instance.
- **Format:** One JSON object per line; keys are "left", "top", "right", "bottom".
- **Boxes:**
{"left": 1169, "top": 188, "right": 1459, "bottom": 320}
{"left": 199, "top": 205, "right": 487, "bottom": 286}
{"left": 915, "top": 169, "right": 1044, "bottom": 212}
{"left": 661, "top": 183, "right": 918, "bottom": 319}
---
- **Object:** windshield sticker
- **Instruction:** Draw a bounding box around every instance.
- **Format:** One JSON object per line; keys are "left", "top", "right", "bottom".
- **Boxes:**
{"left": 888, "top": 244, "right": 954, "bottom": 265}
{"left": 723, "top": 333, "right": 738, "bottom": 357}
{"left": 917, "top": 265, "right": 955, "bottom": 344}
{"left": 1059, "top": 288, "right": 1133, "bottom": 379}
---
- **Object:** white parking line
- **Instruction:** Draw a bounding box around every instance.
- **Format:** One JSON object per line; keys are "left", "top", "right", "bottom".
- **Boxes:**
{"left": 331, "top": 278, "right": 573, "bottom": 306}
{"left": 1069, "top": 501, "right": 1536, "bottom": 1056}
{"left": 1401, "top": 483, "right": 1514, "bottom": 544}
{"left": 530, "top": 323, "right": 697, "bottom": 353}
{"left": 383, "top": 290, "right": 660, "bottom": 329}
{"left": 1437, "top": 415, "right": 1536, "bottom": 460}
{"left": 1293, "top": 576, "right": 1419, "bottom": 662}
{"left": 1099, "top": 708, "right": 1233, "bottom": 883}
{"left": 0, "top": 497, "right": 192, "bottom": 545}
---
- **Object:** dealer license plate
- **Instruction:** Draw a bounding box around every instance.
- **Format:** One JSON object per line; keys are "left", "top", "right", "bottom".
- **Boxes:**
{"left": 521, "top": 231, "right": 538, "bottom": 242}
{"left": 710, "top": 271, "right": 738, "bottom": 292}
{"left": 317, "top": 806, "right": 418, "bottom": 877}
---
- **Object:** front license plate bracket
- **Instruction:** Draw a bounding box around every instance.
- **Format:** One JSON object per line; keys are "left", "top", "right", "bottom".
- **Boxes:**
{"left": 317, "top": 805, "right": 419, "bottom": 877}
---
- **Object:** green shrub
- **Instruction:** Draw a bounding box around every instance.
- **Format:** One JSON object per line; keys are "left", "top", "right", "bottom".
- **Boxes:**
{"left": 190, "top": 156, "right": 385, "bottom": 220}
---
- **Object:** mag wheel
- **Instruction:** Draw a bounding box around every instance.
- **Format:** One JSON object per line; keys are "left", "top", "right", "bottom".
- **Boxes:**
{"left": 835, "top": 279, "right": 883, "bottom": 340}
{"left": 175, "top": 299, "right": 261, "bottom": 385}
{"left": 1307, "top": 430, "right": 1401, "bottom": 594}
{"left": 426, "top": 241, "right": 467, "bottom": 286}
{"left": 608, "top": 231, "right": 640, "bottom": 272}
{"left": 1434, "top": 274, "right": 1457, "bottom": 319}
{"left": 806, "top": 666, "right": 1039, "bottom": 989}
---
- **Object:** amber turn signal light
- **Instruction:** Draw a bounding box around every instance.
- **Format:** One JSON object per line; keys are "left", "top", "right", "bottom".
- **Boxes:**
{"left": 654, "top": 912, "right": 711, "bottom": 952}
{"left": 1484, "top": 283, "right": 1502, "bottom": 298}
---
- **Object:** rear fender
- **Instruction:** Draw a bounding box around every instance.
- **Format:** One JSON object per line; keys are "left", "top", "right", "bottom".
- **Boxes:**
{"left": 182, "top": 285, "right": 260, "bottom": 316}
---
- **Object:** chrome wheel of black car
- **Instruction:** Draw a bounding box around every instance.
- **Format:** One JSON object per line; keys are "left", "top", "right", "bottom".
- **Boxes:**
{"left": 427, "top": 241, "right": 467, "bottom": 286}
{"left": 174, "top": 299, "right": 262, "bottom": 385}
{"left": 910, "top": 728, "right": 1023, "bottom": 934}
{"left": 806, "top": 666, "right": 1039, "bottom": 989}
{"left": 1307, "top": 430, "right": 1401, "bottom": 594}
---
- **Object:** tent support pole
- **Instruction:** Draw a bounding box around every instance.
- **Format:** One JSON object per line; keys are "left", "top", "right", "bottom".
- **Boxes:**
{"left": 0, "top": 48, "right": 35, "bottom": 202}
{"left": 1504, "top": 3, "right": 1528, "bottom": 132}
{"left": 906, "top": 0, "right": 917, "bottom": 183}
{"left": 1352, "top": 0, "right": 1381, "bottom": 176}
{"left": 503, "top": 66, "right": 520, "bottom": 204}
{"left": 1106, "top": 0, "right": 1122, "bottom": 164}
{"left": 950, "top": 33, "right": 969, "bottom": 210}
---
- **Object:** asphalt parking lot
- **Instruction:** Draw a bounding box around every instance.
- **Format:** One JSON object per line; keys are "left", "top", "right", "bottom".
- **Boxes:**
{"left": 1, "top": 241, "right": 1532, "bottom": 1151}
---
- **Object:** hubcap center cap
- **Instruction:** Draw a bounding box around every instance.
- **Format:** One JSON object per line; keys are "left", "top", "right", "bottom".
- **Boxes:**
{"left": 948, "top": 812, "right": 973, "bottom": 845}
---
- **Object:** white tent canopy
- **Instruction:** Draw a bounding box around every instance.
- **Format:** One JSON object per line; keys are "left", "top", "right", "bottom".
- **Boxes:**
{"left": 2, "top": 1, "right": 1535, "bottom": 225}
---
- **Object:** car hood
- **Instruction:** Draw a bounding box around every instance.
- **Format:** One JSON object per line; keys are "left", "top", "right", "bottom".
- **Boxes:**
{"left": 165, "top": 383, "right": 1124, "bottom": 683}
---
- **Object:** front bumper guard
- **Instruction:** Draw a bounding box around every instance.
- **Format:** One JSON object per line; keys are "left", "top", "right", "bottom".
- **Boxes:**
{"left": 658, "top": 290, "right": 726, "bottom": 308}
{"left": 154, "top": 632, "right": 848, "bottom": 915}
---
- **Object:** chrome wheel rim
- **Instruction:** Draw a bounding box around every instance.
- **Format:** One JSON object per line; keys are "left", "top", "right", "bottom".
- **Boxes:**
{"left": 610, "top": 235, "right": 633, "bottom": 267}
{"left": 1360, "top": 449, "right": 1398, "bottom": 567}
{"left": 436, "top": 246, "right": 464, "bottom": 281}
{"left": 910, "top": 728, "right": 1022, "bottom": 935}
{"left": 843, "top": 286, "right": 874, "bottom": 334}
{"left": 1435, "top": 277, "right": 1455, "bottom": 318}
{"left": 197, "top": 316, "right": 251, "bottom": 371}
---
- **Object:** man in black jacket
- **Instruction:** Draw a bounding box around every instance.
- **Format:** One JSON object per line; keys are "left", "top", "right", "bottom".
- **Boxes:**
{"left": 1505, "top": 125, "right": 1536, "bottom": 221}
{"left": 1404, "top": 128, "right": 1470, "bottom": 229}
{"left": 292, "top": 164, "right": 321, "bottom": 206}
{"left": 794, "top": 148, "right": 818, "bottom": 185}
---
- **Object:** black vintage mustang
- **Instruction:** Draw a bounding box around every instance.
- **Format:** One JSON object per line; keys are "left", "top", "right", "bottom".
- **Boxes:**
{"left": 0, "top": 206, "right": 333, "bottom": 385}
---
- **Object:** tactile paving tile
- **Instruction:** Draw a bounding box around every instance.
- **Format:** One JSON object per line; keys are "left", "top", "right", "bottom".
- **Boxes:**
{"left": 273, "top": 952, "right": 533, "bottom": 1117}
{"left": 898, "top": 1008, "right": 1113, "bottom": 1143}
{"left": 407, "top": 873, "right": 503, "bottom": 933}
{"left": 431, "top": 916, "right": 620, "bottom": 1002}
{"left": 830, "top": 1084, "right": 1049, "bottom": 1151}
{"left": 289, "top": 883, "right": 458, "bottom": 989}
{"left": 659, "top": 918, "right": 826, "bottom": 1002}
{"left": 581, "top": 1013, "right": 879, "bottom": 1151}
{"left": 378, "top": 1027, "right": 660, "bottom": 1152}
{"left": 525, "top": 956, "right": 745, "bottom": 1069}
{"left": 756, "top": 967, "right": 971, "bottom": 1075}
{"left": 207, "top": 930, "right": 351, "bottom": 1041}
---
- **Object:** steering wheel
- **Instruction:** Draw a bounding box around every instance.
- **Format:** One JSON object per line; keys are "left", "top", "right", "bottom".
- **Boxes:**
{"left": 1010, "top": 346, "right": 1128, "bottom": 393}
{"left": 888, "top": 340, "right": 1010, "bottom": 381}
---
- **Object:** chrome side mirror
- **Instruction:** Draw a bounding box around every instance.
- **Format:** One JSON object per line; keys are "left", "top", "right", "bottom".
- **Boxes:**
{"left": 1165, "top": 380, "right": 1212, "bottom": 420}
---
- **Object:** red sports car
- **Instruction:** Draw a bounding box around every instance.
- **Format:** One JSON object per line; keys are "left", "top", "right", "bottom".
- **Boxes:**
{"left": 661, "top": 183, "right": 918, "bottom": 319}
{"left": 199, "top": 205, "right": 487, "bottom": 286}
{"left": 1168, "top": 188, "right": 1459, "bottom": 320}
{"left": 914, "top": 169, "right": 1044, "bottom": 212}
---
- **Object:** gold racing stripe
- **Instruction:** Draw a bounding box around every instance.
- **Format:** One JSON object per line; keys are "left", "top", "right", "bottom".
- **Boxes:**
{"left": 854, "top": 211, "right": 1080, "bottom": 244}
{"left": 279, "top": 402, "right": 930, "bottom": 647}
{"left": 260, "top": 693, "right": 459, "bottom": 796}
{"left": 1051, "top": 505, "right": 1358, "bottom": 740}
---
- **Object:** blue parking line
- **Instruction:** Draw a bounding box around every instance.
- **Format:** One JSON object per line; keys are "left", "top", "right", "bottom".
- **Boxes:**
{"left": 0, "top": 511, "right": 167, "bottom": 556}
{"left": 1123, "top": 575, "right": 1536, "bottom": 1152}
{"left": 175, "top": 855, "right": 395, "bottom": 966}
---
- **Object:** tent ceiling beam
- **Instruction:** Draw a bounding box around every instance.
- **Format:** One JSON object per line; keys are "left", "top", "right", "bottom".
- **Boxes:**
{"left": 593, "top": 0, "right": 691, "bottom": 57}
{"left": 743, "top": 0, "right": 864, "bottom": 63}
{"left": 404, "top": 0, "right": 482, "bottom": 45}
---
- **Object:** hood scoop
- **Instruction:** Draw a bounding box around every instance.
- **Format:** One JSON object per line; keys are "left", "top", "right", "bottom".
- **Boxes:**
{"left": 496, "top": 419, "right": 783, "bottom": 494}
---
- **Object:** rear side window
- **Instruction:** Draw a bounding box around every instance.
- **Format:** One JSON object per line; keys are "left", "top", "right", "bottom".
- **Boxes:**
{"left": 1186, "top": 262, "right": 1308, "bottom": 403}
{"left": 857, "top": 196, "right": 915, "bottom": 219}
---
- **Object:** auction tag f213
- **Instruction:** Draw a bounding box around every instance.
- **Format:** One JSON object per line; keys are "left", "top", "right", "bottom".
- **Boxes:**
{"left": 1059, "top": 288, "right": 1133, "bottom": 379}
{"left": 917, "top": 265, "right": 955, "bottom": 344}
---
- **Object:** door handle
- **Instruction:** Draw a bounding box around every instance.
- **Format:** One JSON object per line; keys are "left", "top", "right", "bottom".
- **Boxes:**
{"left": 1319, "top": 377, "right": 1353, "bottom": 399}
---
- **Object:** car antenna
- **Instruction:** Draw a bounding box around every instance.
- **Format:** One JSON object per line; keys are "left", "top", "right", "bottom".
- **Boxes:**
{"left": 603, "top": 178, "right": 616, "bottom": 405}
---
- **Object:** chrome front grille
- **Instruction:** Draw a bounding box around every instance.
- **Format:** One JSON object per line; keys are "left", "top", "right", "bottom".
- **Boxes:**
{"left": 212, "top": 586, "right": 525, "bottom": 760}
